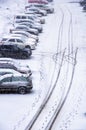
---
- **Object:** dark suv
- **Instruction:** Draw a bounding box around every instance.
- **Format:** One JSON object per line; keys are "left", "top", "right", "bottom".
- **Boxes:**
{"left": 0, "top": 44, "right": 32, "bottom": 59}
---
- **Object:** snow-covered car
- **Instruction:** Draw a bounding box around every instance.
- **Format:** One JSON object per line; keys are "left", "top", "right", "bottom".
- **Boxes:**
{"left": 24, "top": 10, "right": 42, "bottom": 17}
{"left": 13, "top": 24, "right": 39, "bottom": 35}
{"left": 10, "top": 30, "right": 38, "bottom": 43}
{"left": 17, "top": 22, "right": 43, "bottom": 33}
{"left": 27, "top": 3, "right": 54, "bottom": 13}
{"left": 0, "top": 57, "right": 32, "bottom": 74}
{"left": 0, "top": 68, "right": 28, "bottom": 76}
{"left": 0, "top": 73, "right": 33, "bottom": 94}
{"left": 14, "top": 14, "right": 43, "bottom": 25}
{"left": 10, "top": 34, "right": 36, "bottom": 50}
{"left": 24, "top": 11, "right": 45, "bottom": 24}
{"left": 10, "top": 30, "right": 39, "bottom": 42}
{"left": 27, "top": 7, "right": 47, "bottom": 16}
{"left": 28, "top": 0, "right": 48, "bottom": 4}
{"left": 14, "top": 18, "right": 41, "bottom": 26}
{"left": 14, "top": 13, "right": 41, "bottom": 23}
{"left": 0, "top": 60, "right": 32, "bottom": 75}
{"left": 5, "top": 33, "right": 36, "bottom": 50}
{"left": 1, "top": 36, "right": 32, "bottom": 51}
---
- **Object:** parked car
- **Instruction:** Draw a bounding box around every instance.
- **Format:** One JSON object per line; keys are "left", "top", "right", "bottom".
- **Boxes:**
{"left": 24, "top": 11, "right": 45, "bottom": 24}
{"left": 0, "top": 73, "right": 33, "bottom": 94}
{"left": 0, "top": 68, "right": 27, "bottom": 76}
{"left": 27, "top": 7, "right": 47, "bottom": 16}
{"left": 27, "top": 3, "right": 54, "bottom": 13}
{"left": 0, "top": 60, "right": 32, "bottom": 75}
{"left": 1, "top": 36, "right": 32, "bottom": 49}
{"left": 14, "top": 13, "right": 44, "bottom": 25}
{"left": 0, "top": 57, "right": 32, "bottom": 74}
{"left": 28, "top": 0, "right": 48, "bottom": 4}
{"left": 14, "top": 18, "right": 41, "bottom": 26}
{"left": 24, "top": 10, "right": 42, "bottom": 17}
{"left": 18, "top": 22, "right": 42, "bottom": 33}
{"left": 0, "top": 43, "right": 32, "bottom": 59}
{"left": 13, "top": 24, "right": 39, "bottom": 35}
{"left": 10, "top": 34, "right": 36, "bottom": 50}
{"left": 10, "top": 30, "right": 39, "bottom": 42}
{"left": 14, "top": 14, "right": 41, "bottom": 24}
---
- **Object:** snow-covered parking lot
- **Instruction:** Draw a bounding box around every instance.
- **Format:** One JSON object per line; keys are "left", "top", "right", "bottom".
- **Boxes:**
{"left": 0, "top": 0, "right": 86, "bottom": 130}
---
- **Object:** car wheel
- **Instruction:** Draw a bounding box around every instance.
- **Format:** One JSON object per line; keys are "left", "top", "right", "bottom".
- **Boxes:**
{"left": 18, "top": 86, "right": 26, "bottom": 94}
{"left": 22, "top": 53, "right": 27, "bottom": 59}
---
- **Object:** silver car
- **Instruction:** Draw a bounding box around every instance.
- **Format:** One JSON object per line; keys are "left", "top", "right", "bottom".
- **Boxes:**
{"left": 0, "top": 73, "right": 33, "bottom": 94}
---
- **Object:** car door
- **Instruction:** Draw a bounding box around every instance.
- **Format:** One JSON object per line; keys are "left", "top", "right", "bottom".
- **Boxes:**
{"left": 10, "top": 45, "right": 19, "bottom": 57}
{"left": 0, "top": 45, "right": 10, "bottom": 56}
{"left": 0, "top": 76, "right": 12, "bottom": 90}
{"left": 8, "top": 45, "right": 15, "bottom": 57}
{"left": 11, "top": 76, "right": 21, "bottom": 88}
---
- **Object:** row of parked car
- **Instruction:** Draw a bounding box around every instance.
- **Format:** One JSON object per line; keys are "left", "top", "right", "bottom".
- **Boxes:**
{"left": 0, "top": 0, "right": 54, "bottom": 94}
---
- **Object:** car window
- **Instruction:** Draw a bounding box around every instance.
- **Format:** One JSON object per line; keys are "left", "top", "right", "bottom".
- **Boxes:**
{"left": 22, "top": 16, "right": 26, "bottom": 19}
{"left": 22, "top": 33, "right": 28, "bottom": 37}
{"left": 9, "top": 39, "right": 15, "bottom": 42}
{"left": 0, "top": 72, "right": 6, "bottom": 75}
{"left": 16, "top": 16, "right": 20, "bottom": 19}
{"left": 16, "top": 39, "right": 23, "bottom": 43}
{"left": 12, "top": 76, "right": 26, "bottom": 81}
{"left": 1, "top": 77, "right": 11, "bottom": 82}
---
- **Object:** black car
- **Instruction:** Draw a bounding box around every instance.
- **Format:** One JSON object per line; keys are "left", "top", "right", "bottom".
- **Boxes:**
{"left": 0, "top": 44, "right": 32, "bottom": 59}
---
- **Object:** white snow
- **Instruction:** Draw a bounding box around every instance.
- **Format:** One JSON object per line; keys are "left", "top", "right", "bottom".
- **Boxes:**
{"left": 0, "top": 0, "right": 86, "bottom": 130}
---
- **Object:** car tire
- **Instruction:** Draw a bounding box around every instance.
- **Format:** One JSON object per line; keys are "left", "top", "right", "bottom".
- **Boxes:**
{"left": 22, "top": 53, "right": 28, "bottom": 59}
{"left": 18, "top": 86, "right": 26, "bottom": 94}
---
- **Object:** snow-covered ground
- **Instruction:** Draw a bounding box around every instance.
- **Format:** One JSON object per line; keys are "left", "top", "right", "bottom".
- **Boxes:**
{"left": 0, "top": 0, "right": 86, "bottom": 130}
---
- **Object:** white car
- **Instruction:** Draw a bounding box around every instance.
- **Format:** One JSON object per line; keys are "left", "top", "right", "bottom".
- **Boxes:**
{"left": 14, "top": 13, "right": 42, "bottom": 24}
{"left": 10, "top": 34, "right": 36, "bottom": 50}
{"left": 0, "top": 58, "right": 32, "bottom": 75}
{"left": 10, "top": 30, "right": 39, "bottom": 42}
{"left": 14, "top": 24, "right": 39, "bottom": 35}
{"left": 0, "top": 59, "right": 32, "bottom": 75}
{"left": 0, "top": 68, "right": 28, "bottom": 76}
{"left": 26, "top": 6, "right": 47, "bottom": 16}
{"left": 2, "top": 35, "right": 35, "bottom": 50}
{"left": 26, "top": 3, "right": 54, "bottom": 13}
{"left": 24, "top": 11, "right": 45, "bottom": 24}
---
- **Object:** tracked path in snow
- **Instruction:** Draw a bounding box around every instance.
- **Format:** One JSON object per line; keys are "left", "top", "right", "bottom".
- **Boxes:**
{"left": 24, "top": 5, "right": 78, "bottom": 130}
{"left": 49, "top": 6, "right": 78, "bottom": 130}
